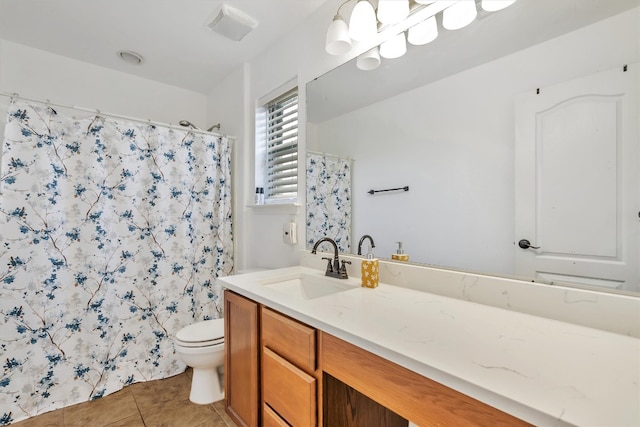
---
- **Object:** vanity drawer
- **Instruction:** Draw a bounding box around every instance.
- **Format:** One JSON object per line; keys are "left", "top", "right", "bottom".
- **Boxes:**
{"left": 261, "top": 307, "right": 316, "bottom": 373}
{"left": 262, "top": 403, "right": 289, "bottom": 427}
{"left": 262, "top": 347, "right": 317, "bottom": 427}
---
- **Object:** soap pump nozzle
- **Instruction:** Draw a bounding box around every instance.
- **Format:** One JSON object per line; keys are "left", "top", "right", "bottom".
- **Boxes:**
{"left": 366, "top": 244, "right": 374, "bottom": 260}
{"left": 392, "top": 241, "right": 409, "bottom": 261}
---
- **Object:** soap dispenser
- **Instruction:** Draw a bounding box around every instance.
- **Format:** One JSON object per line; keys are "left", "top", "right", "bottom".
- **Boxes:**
{"left": 391, "top": 241, "right": 410, "bottom": 262}
{"left": 361, "top": 246, "right": 379, "bottom": 288}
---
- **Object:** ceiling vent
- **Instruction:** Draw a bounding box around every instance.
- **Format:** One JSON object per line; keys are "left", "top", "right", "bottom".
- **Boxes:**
{"left": 207, "top": 4, "right": 259, "bottom": 42}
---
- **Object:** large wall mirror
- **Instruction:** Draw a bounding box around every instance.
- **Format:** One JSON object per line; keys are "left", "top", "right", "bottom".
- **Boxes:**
{"left": 306, "top": 0, "right": 640, "bottom": 295}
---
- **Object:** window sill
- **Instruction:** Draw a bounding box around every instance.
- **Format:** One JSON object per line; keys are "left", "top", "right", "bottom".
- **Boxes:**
{"left": 247, "top": 203, "right": 301, "bottom": 215}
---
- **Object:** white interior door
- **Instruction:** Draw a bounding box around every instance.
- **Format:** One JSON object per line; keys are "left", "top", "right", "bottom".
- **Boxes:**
{"left": 515, "top": 65, "right": 639, "bottom": 292}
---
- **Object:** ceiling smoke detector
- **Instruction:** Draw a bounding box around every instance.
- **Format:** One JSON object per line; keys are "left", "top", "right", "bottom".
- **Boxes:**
{"left": 118, "top": 50, "right": 143, "bottom": 65}
{"left": 207, "top": 4, "right": 258, "bottom": 42}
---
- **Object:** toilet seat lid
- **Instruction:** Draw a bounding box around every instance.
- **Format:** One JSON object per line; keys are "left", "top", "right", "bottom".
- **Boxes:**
{"left": 176, "top": 319, "right": 224, "bottom": 343}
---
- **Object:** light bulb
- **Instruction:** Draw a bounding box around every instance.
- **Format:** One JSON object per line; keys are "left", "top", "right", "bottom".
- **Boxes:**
{"left": 349, "top": 0, "right": 377, "bottom": 42}
{"left": 379, "top": 32, "right": 406, "bottom": 59}
{"left": 481, "top": 0, "right": 517, "bottom": 12}
{"left": 357, "top": 47, "right": 381, "bottom": 71}
{"left": 377, "top": 0, "right": 410, "bottom": 26}
{"left": 407, "top": 16, "right": 438, "bottom": 46}
{"left": 325, "top": 14, "right": 352, "bottom": 55}
{"left": 443, "top": 1, "right": 477, "bottom": 31}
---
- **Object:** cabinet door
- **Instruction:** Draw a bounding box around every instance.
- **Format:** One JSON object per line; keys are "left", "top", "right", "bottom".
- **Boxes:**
{"left": 224, "top": 290, "right": 259, "bottom": 427}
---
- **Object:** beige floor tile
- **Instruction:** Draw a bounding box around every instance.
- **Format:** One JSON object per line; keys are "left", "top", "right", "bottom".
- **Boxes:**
{"left": 103, "top": 413, "right": 146, "bottom": 427}
{"left": 11, "top": 372, "right": 236, "bottom": 427}
{"left": 130, "top": 372, "right": 192, "bottom": 414}
{"left": 141, "top": 398, "right": 221, "bottom": 427}
{"left": 211, "top": 400, "right": 236, "bottom": 427}
{"left": 63, "top": 388, "right": 139, "bottom": 427}
{"left": 10, "top": 409, "right": 64, "bottom": 427}
{"left": 195, "top": 418, "right": 229, "bottom": 427}
{"left": 211, "top": 400, "right": 224, "bottom": 414}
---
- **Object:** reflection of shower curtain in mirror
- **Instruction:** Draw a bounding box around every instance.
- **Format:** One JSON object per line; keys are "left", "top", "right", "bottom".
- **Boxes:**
{"left": 0, "top": 100, "right": 233, "bottom": 424}
{"left": 306, "top": 153, "right": 351, "bottom": 253}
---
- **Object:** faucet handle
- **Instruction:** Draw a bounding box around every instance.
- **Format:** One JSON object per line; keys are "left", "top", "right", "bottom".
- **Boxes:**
{"left": 340, "top": 260, "right": 351, "bottom": 272}
{"left": 321, "top": 257, "right": 334, "bottom": 273}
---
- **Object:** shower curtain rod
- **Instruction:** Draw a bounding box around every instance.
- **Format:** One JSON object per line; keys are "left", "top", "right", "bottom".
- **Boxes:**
{"left": 0, "top": 91, "right": 233, "bottom": 140}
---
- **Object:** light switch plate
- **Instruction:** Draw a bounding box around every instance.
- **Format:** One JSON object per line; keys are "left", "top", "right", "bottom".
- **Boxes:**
{"left": 283, "top": 222, "right": 297, "bottom": 244}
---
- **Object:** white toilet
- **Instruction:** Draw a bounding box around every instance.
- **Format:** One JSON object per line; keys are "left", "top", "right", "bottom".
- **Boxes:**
{"left": 174, "top": 318, "right": 225, "bottom": 404}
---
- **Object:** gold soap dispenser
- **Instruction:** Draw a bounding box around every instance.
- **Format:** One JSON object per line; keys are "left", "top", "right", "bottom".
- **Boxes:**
{"left": 361, "top": 246, "right": 379, "bottom": 289}
{"left": 391, "top": 241, "right": 410, "bottom": 262}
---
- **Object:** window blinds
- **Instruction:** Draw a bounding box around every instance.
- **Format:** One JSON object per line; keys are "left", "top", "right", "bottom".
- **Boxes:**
{"left": 266, "top": 88, "right": 298, "bottom": 200}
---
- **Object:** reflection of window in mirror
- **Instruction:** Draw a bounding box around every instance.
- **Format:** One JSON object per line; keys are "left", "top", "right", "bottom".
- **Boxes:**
{"left": 255, "top": 81, "right": 299, "bottom": 204}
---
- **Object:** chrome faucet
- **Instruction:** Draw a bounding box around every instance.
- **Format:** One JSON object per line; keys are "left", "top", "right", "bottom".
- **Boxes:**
{"left": 311, "top": 237, "right": 350, "bottom": 279}
{"left": 357, "top": 234, "right": 376, "bottom": 256}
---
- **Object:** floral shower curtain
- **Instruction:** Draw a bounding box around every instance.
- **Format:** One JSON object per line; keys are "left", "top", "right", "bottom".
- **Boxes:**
{"left": 306, "top": 152, "right": 351, "bottom": 253}
{"left": 0, "top": 100, "right": 233, "bottom": 425}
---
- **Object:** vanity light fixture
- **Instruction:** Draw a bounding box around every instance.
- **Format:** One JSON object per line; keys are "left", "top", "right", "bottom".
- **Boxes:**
{"left": 348, "top": 0, "right": 378, "bottom": 42}
{"left": 379, "top": 32, "right": 407, "bottom": 59}
{"left": 407, "top": 16, "right": 438, "bottom": 46}
{"left": 376, "top": 0, "right": 410, "bottom": 26}
{"left": 481, "top": 0, "right": 518, "bottom": 12}
{"left": 326, "top": 0, "right": 412, "bottom": 54}
{"left": 356, "top": 46, "right": 381, "bottom": 70}
{"left": 442, "top": 1, "right": 478, "bottom": 31}
{"left": 326, "top": 11, "right": 352, "bottom": 55}
{"left": 324, "top": 0, "right": 517, "bottom": 70}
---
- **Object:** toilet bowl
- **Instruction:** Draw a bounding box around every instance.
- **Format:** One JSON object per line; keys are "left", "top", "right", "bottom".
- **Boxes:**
{"left": 174, "top": 318, "right": 225, "bottom": 404}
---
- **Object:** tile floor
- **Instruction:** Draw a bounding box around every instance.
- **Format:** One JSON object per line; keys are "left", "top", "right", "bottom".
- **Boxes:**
{"left": 10, "top": 370, "right": 237, "bottom": 427}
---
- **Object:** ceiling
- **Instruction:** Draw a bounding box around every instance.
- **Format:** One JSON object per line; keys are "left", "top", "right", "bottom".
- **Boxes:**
{"left": 0, "top": 0, "right": 327, "bottom": 94}
{"left": 1, "top": 0, "right": 638, "bottom": 100}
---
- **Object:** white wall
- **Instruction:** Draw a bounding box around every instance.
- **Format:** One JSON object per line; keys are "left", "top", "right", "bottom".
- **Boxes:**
{"left": 0, "top": 39, "right": 207, "bottom": 137}
{"left": 225, "top": 0, "right": 348, "bottom": 271}
{"left": 206, "top": 64, "right": 251, "bottom": 272}
{"left": 237, "top": 6, "right": 639, "bottom": 274}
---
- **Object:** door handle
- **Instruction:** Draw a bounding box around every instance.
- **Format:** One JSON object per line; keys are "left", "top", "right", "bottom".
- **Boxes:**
{"left": 518, "top": 239, "right": 540, "bottom": 250}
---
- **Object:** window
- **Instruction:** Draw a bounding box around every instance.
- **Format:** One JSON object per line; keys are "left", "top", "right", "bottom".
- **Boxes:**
{"left": 256, "top": 87, "right": 299, "bottom": 203}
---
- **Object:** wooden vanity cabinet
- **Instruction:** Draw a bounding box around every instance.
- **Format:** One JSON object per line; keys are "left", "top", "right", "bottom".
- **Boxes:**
{"left": 224, "top": 290, "right": 529, "bottom": 427}
{"left": 224, "top": 291, "right": 259, "bottom": 427}
{"left": 224, "top": 291, "right": 320, "bottom": 427}
{"left": 261, "top": 307, "right": 319, "bottom": 427}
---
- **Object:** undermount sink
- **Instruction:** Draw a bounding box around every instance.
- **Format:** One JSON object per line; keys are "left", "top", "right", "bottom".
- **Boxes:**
{"left": 259, "top": 272, "right": 358, "bottom": 300}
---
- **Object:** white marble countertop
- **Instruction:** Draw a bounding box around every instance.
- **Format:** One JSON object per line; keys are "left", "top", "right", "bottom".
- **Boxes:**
{"left": 219, "top": 266, "right": 640, "bottom": 426}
